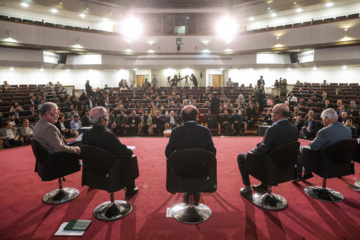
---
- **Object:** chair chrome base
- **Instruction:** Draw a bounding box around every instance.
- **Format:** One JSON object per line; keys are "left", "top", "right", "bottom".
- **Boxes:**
{"left": 355, "top": 180, "right": 360, "bottom": 188}
{"left": 304, "top": 186, "right": 344, "bottom": 202}
{"left": 172, "top": 203, "right": 212, "bottom": 224}
{"left": 251, "top": 192, "right": 288, "bottom": 210}
{"left": 94, "top": 200, "right": 132, "bottom": 221}
{"left": 43, "top": 187, "right": 79, "bottom": 204}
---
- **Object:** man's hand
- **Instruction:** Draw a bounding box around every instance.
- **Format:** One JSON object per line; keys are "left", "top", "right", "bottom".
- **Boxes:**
{"left": 75, "top": 147, "right": 81, "bottom": 155}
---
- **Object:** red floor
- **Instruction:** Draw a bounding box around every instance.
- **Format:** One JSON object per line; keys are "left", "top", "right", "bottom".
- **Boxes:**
{"left": 0, "top": 137, "right": 359, "bottom": 240}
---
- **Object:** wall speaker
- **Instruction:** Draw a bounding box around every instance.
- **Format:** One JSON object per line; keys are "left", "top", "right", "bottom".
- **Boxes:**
{"left": 58, "top": 53, "right": 67, "bottom": 64}
{"left": 290, "top": 53, "right": 299, "bottom": 63}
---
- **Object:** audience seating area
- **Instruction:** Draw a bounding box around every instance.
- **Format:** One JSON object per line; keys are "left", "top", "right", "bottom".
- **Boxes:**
{"left": 1, "top": 81, "right": 360, "bottom": 151}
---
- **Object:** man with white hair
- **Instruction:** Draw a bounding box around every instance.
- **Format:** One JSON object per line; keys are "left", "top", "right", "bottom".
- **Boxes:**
{"left": 294, "top": 108, "right": 352, "bottom": 182}
{"left": 82, "top": 106, "right": 138, "bottom": 197}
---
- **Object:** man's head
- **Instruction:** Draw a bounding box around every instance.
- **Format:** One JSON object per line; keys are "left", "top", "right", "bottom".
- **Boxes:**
{"left": 224, "top": 110, "right": 228, "bottom": 116}
{"left": 74, "top": 115, "right": 79, "bottom": 122}
{"left": 181, "top": 105, "right": 198, "bottom": 122}
{"left": 85, "top": 109, "right": 90, "bottom": 117}
{"left": 170, "top": 111, "right": 175, "bottom": 117}
{"left": 89, "top": 106, "right": 108, "bottom": 126}
{"left": 5, "top": 121, "right": 12, "bottom": 129}
{"left": 296, "top": 115, "right": 302, "bottom": 122}
{"left": 325, "top": 99, "right": 330, "bottom": 105}
{"left": 337, "top": 100, "right": 342, "bottom": 106}
{"left": 271, "top": 103, "right": 290, "bottom": 123}
{"left": 23, "top": 119, "right": 29, "bottom": 127}
{"left": 341, "top": 111, "right": 347, "bottom": 119}
{"left": 321, "top": 108, "right": 338, "bottom": 127}
{"left": 58, "top": 116, "right": 65, "bottom": 123}
{"left": 345, "top": 118, "right": 352, "bottom": 126}
{"left": 40, "top": 102, "right": 59, "bottom": 124}
{"left": 308, "top": 115, "right": 314, "bottom": 121}
{"left": 350, "top": 100, "right": 356, "bottom": 107}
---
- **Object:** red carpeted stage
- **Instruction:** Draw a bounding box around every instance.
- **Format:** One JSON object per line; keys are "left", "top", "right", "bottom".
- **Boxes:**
{"left": 0, "top": 137, "right": 359, "bottom": 240}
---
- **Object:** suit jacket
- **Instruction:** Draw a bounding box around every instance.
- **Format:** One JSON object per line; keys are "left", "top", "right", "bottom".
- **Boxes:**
{"left": 210, "top": 96, "right": 220, "bottom": 114}
{"left": 116, "top": 115, "right": 128, "bottom": 126}
{"left": 84, "top": 99, "right": 95, "bottom": 109}
{"left": 166, "top": 116, "right": 180, "bottom": 125}
{"left": 81, "top": 115, "right": 91, "bottom": 127}
{"left": 141, "top": 115, "right": 152, "bottom": 126}
{"left": 82, "top": 125, "right": 132, "bottom": 159}
{"left": 165, "top": 122, "right": 216, "bottom": 158}
{"left": 0, "top": 127, "right": 20, "bottom": 139}
{"left": 251, "top": 119, "right": 298, "bottom": 154}
{"left": 127, "top": 115, "right": 140, "bottom": 126}
{"left": 54, "top": 120, "right": 71, "bottom": 133}
{"left": 302, "top": 120, "right": 318, "bottom": 137}
{"left": 309, "top": 122, "right": 352, "bottom": 151}
{"left": 33, "top": 118, "right": 77, "bottom": 153}
{"left": 18, "top": 125, "right": 34, "bottom": 136}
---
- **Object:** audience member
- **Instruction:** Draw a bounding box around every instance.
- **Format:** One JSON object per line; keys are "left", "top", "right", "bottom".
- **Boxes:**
{"left": 237, "top": 104, "right": 298, "bottom": 197}
{"left": 18, "top": 119, "right": 33, "bottom": 145}
{"left": 0, "top": 121, "right": 22, "bottom": 148}
{"left": 82, "top": 106, "right": 138, "bottom": 198}
{"left": 70, "top": 115, "right": 82, "bottom": 137}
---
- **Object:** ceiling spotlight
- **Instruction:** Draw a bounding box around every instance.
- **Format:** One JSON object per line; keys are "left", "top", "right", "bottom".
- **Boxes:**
{"left": 249, "top": 17, "right": 255, "bottom": 21}
{"left": 342, "top": 66, "right": 347, "bottom": 70}
{"left": 216, "top": 17, "right": 238, "bottom": 39}
{"left": 50, "top": 9, "right": 58, "bottom": 13}
{"left": 296, "top": 8, "right": 303, "bottom": 13}
{"left": 271, "top": 13, "right": 277, "bottom": 17}
{"left": 9, "top": 67, "right": 14, "bottom": 71}
{"left": 325, "top": 2, "right": 334, "bottom": 7}
{"left": 79, "top": 13, "right": 86, "bottom": 18}
{"left": 20, "top": 3, "right": 29, "bottom": 7}
{"left": 121, "top": 17, "right": 143, "bottom": 39}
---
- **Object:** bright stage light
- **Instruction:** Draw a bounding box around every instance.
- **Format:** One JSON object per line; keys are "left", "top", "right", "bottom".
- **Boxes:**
{"left": 121, "top": 17, "right": 143, "bottom": 39}
{"left": 216, "top": 17, "right": 238, "bottom": 39}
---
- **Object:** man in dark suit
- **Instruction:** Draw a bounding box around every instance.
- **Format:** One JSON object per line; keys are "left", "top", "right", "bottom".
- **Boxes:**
{"left": 84, "top": 95, "right": 95, "bottom": 109}
{"left": 210, "top": 92, "right": 220, "bottom": 114}
{"left": 301, "top": 115, "right": 318, "bottom": 139}
{"left": 126, "top": 110, "right": 140, "bottom": 136}
{"left": 81, "top": 109, "right": 91, "bottom": 127}
{"left": 115, "top": 111, "right": 128, "bottom": 136}
{"left": 82, "top": 106, "right": 138, "bottom": 198}
{"left": 257, "top": 75, "right": 265, "bottom": 89}
{"left": 165, "top": 105, "right": 216, "bottom": 205}
{"left": 97, "top": 92, "right": 109, "bottom": 108}
{"left": 237, "top": 103, "right": 298, "bottom": 197}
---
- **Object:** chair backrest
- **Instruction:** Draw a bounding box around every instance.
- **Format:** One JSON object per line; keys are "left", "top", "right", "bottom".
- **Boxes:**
{"left": 81, "top": 145, "right": 139, "bottom": 192}
{"left": 31, "top": 139, "right": 49, "bottom": 166}
{"left": 166, "top": 148, "right": 217, "bottom": 194}
{"left": 269, "top": 141, "right": 300, "bottom": 169}
{"left": 31, "top": 139, "right": 80, "bottom": 181}
{"left": 323, "top": 139, "right": 358, "bottom": 164}
{"left": 81, "top": 145, "right": 117, "bottom": 175}
{"left": 246, "top": 141, "right": 300, "bottom": 186}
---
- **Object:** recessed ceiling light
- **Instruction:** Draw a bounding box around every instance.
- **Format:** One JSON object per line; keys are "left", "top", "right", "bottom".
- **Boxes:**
{"left": 9, "top": 67, "right": 14, "bottom": 71}
{"left": 147, "top": 50, "right": 155, "bottom": 53}
{"left": 201, "top": 49, "right": 211, "bottom": 53}
{"left": 20, "top": 3, "right": 29, "bottom": 7}
{"left": 296, "top": 8, "right": 303, "bottom": 13}
{"left": 326, "top": 2, "right": 334, "bottom": 7}
{"left": 249, "top": 17, "right": 255, "bottom": 21}
{"left": 342, "top": 66, "right": 347, "bottom": 70}
{"left": 103, "top": 18, "right": 108, "bottom": 21}
{"left": 271, "top": 13, "right": 277, "bottom": 17}
{"left": 50, "top": 9, "right": 58, "bottom": 13}
{"left": 79, "top": 13, "right": 86, "bottom": 18}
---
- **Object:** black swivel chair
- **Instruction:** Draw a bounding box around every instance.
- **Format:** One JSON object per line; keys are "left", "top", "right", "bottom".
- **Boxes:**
{"left": 81, "top": 145, "right": 139, "bottom": 221}
{"left": 355, "top": 143, "right": 360, "bottom": 189}
{"left": 31, "top": 139, "right": 81, "bottom": 204}
{"left": 166, "top": 149, "right": 217, "bottom": 224}
{"left": 300, "top": 139, "right": 358, "bottom": 202}
{"left": 245, "top": 141, "right": 300, "bottom": 210}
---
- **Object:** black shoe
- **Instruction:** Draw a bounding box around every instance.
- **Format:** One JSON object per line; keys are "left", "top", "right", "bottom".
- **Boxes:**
{"left": 240, "top": 188, "right": 252, "bottom": 199}
{"left": 125, "top": 187, "right": 139, "bottom": 199}
{"left": 252, "top": 183, "right": 268, "bottom": 193}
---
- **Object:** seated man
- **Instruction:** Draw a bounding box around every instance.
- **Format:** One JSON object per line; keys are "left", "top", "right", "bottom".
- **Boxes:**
{"left": 232, "top": 108, "right": 244, "bottom": 135}
{"left": 218, "top": 110, "right": 233, "bottom": 135}
{"left": 301, "top": 115, "right": 318, "bottom": 139}
{"left": 246, "top": 103, "right": 257, "bottom": 128}
{"left": 18, "top": 118, "right": 33, "bottom": 145}
{"left": 140, "top": 111, "right": 152, "bottom": 136}
{"left": 81, "top": 109, "right": 91, "bottom": 127}
{"left": 115, "top": 111, "right": 128, "bottom": 136}
{"left": 0, "top": 121, "right": 22, "bottom": 148}
{"left": 70, "top": 115, "right": 82, "bottom": 137}
{"left": 55, "top": 116, "right": 74, "bottom": 138}
{"left": 165, "top": 105, "right": 216, "bottom": 205}
{"left": 33, "top": 102, "right": 80, "bottom": 154}
{"left": 82, "top": 106, "right": 138, "bottom": 197}
{"left": 152, "top": 110, "right": 165, "bottom": 136}
{"left": 294, "top": 108, "right": 352, "bottom": 182}
{"left": 237, "top": 104, "right": 298, "bottom": 197}
{"left": 166, "top": 111, "right": 180, "bottom": 130}
{"left": 126, "top": 110, "right": 140, "bottom": 136}
{"left": 293, "top": 114, "right": 304, "bottom": 135}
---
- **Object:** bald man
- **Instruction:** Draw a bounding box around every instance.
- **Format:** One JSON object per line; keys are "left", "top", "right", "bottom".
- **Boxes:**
{"left": 165, "top": 105, "right": 216, "bottom": 158}
{"left": 237, "top": 103, "right": 298, "bottom": 197}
